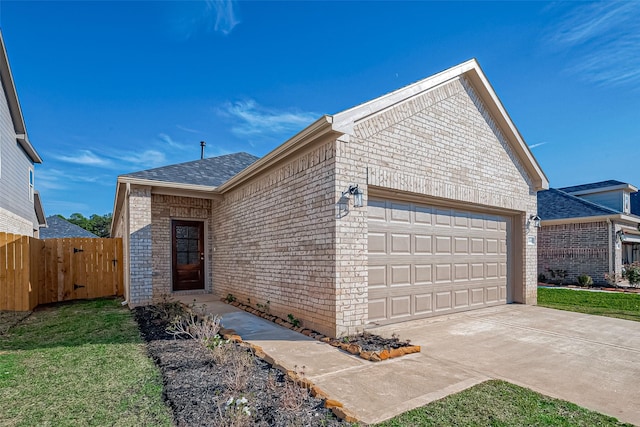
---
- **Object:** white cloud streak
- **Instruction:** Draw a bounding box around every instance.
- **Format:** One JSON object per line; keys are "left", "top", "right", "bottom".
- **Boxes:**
{"left": 209, "top": 0, "right": 239, "bottom": 35}
{"left": 221, "top": 99, "right": 319, "bottom": 139}
{"left": 546, "top": 2, "right": 640, "bottom": 87}
{"left": 176, "top": 124, "right": 201, "bottom": 134}
{"left": 158, "top": 133, "right": 187, "bottom": 149}
{"left": 528, "top": 142, "right": 549, "bottom": 149}
{"left": 53, "top": 150, "right": 113, "bottom": 167}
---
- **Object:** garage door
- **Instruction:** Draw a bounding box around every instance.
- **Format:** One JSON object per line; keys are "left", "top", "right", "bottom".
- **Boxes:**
{"left": 368, "top": 199, "right": 509, "bottom": 325}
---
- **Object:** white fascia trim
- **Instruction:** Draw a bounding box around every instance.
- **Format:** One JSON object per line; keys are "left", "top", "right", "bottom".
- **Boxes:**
{"left": 564, "top": 184, "right": 638, "bottom": 196}
{"left": 541, "top": 214, "right": 640, "bottom": 226}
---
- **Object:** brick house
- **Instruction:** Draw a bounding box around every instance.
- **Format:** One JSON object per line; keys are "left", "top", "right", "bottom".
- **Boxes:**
{"left": 538, "top": 181, "right": 640, "bottom": 285}
{"left": 111, "top": 59, "right": 548, "bottom": 337}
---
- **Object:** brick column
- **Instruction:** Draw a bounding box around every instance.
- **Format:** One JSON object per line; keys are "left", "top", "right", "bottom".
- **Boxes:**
{"left": 129, "top": 186, "right": 152, "bottom": 305}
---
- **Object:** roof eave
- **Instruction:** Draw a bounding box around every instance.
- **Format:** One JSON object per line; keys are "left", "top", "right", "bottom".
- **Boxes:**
{"left": 34, "top": 191, "right": 47, "bottom": 227}
{"left": 1, "top": 32, "right": 42, "bottom": 164}
{"left": 564, "top": 183, "right": 638, "bottom": 196}
{"left": 541, "top": 213, "right": 640, "bottom": 226}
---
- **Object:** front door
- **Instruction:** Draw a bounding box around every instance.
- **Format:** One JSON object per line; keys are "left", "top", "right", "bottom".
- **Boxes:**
{"left": 172, "top": 220, "right": 205, "bottom": 291}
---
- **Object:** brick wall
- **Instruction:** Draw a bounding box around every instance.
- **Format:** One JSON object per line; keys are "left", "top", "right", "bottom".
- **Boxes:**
{"left": 151, "top": 194, "right": 213, "bottom": 299}
{"left": 538, "top": 221, "right": 610, "bottom": 284}
{"left": 129, "top": 186, "right": 152, "bottom": 305}
{"left": 344, "top": 76, "right": 538, "bottom": 307}
{"left": 0, "top": 206, "right": 34, "bottom": 236}
{"left": 212, "top": 140, "right": 339, "bottom": 337}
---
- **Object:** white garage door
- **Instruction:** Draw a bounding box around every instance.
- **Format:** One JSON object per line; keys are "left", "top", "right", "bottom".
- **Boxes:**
{"left": 368, "top": 199, "right": 510, "bottom": 325}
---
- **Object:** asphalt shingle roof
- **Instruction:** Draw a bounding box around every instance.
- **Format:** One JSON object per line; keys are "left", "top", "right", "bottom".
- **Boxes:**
{"left": 40, "top": 216, "right": 99, "bottom": 239}
{"left": 559, "top": 180, "right": 628, "bottom": 194}
{"left": 537, "top": 188, "right": 619, "bottom": 220}
{"left": 122, "top": 152, "right": 260, "bottom": 187}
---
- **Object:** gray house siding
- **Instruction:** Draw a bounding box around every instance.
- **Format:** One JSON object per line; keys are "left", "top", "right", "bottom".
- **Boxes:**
{"left": 0, "top": 75, "right": 37, "bottom": 234}
{"left": 578, "top": 192, "right": 623, "bottom": 213}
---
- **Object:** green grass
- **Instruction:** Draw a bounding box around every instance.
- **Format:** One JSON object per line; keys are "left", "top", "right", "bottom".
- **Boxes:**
{"left": 0, "top": 298, "right": 173, "bottom": 427}
{"left": 538, "top": 287, "right": 640, "bottom": 322}
{"left": 375, "top": 380, "right": 631, "bottom": 427}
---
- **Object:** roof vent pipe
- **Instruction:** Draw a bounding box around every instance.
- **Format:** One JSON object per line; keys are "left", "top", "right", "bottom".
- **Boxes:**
{"left": 200, "top": 140, "right": 206, "bottom": 159}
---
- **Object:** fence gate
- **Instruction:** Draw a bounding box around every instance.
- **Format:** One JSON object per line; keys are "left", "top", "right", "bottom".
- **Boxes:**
{"left": 0, "top": 233, "right": 123, "bottom": 311}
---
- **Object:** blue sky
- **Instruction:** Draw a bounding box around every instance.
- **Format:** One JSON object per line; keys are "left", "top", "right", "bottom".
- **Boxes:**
{"left": 1, "top": 1, "right": 639, "bottom": 217}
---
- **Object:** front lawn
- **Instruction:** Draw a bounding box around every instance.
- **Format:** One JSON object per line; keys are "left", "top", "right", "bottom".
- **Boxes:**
{"left": 375, "top": 380, "right": 631, "bottom": 427}
{"left": 538, "top": 287, "right": 640, "bottom": 322}
{"left": 0, "top": 298, "right": 173, "bottom": 426}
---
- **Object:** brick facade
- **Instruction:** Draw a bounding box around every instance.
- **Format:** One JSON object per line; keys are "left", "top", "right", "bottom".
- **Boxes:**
{"left": 213, "top": 140, "right": 339, "bottom": 336}
{"left": 128, "top": 186, "right": 152, "bottom": 305}
{"left": 538, "top": 221, "right": 617, "bottom": 285}
{"left": 0, "top": 206, "right": 34, "bottom": 236}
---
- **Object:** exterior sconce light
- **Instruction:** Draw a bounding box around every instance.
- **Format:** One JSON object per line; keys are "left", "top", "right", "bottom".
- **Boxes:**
{"left": 527, "top": 214, "right": 541, "bottom": 232}
{"left": 345, "top": 185, "right": 364, "bottom": 208}
{"left": 616, "top": 230, "right": 625, "bottom": 242}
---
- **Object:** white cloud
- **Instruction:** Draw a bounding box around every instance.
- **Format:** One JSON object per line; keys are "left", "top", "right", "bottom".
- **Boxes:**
{"left": 117, "top": 150, "right": 167, "bottom": 169}
{"left": 176, "top": 124, "right": 201, "bottom": 134}
{"left": 158, "top": 133, "right": 187, "bottom": 149}
{"left": 208, "top": 0, "right": 239, "bottom": 35}
{"left": 221, "top": 99, "right": 319, "bottom": 139}
{"left": 546, "top": 2, "right": 640, "bottom": 87}
{"left": 528, "top": 142, "right": 549, "bottom": 149}
{"left": 53, "top": 150, "right": 113, "bottom": 168}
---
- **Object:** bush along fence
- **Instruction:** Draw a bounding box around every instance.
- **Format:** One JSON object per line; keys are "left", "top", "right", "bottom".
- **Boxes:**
{"left": 0, "top": 232, "right": 123, "bottom": 311}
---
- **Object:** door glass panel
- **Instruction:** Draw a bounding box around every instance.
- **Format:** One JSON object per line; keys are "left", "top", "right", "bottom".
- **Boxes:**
{"left": 177, "top": 252, "right": 188, "bottom": 265}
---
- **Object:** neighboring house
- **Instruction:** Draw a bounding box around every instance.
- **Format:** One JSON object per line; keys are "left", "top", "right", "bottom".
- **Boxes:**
{"left": 538, "top": 181, "right": 640, "bottom": 285}
{"left": 112, "top": 59, "right": 548, "bottom": 337}
{"left": 40, "top": 215, "right": 99, "bottom": 239}
{"left": 0, "top": 31, "right": 46, "bottom": 237}
{"left": 631, "top": 191, "right": 640, "bottom": 217}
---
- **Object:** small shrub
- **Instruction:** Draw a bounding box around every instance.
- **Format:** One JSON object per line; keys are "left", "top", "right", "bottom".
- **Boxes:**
{"left": 547, "top": 268, "right": 567, "bottom": 285}
{"left": 256, "top": 300, "right": 270, "bottom": 314}
{"left": 538, "top": 273, "right": 547, "bottom": 283}
{"left": 280, "top": 365, "right": 309, "bottom": 412}
{"left": 623, "top": 262, "right": 640, "bottom": 287}
{"left": 226, "top": 293, "right": 236, "bottom": 303}
{"left": 577, "top": 274, "right": 593, "bottom": 288}
{"left": 167, "top": 311, "right": 222, "bottom": 347}
{"left": 222, "top": 348, "right": 255, "bottom": 393}
{"left": 287, "top": 314, "right": 301, "bottom": 328}
{"left": 605, "top": 272, "right": 623, "bottom": 288}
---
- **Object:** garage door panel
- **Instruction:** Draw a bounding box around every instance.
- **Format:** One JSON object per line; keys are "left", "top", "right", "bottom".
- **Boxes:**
{"left": 414, "top": 235, "right": 432, "bottom": 254}
{"left": 435, "top": 291, "right": 452, "bottom": 311}
{"left": 369, "top": 265, "right": 387, "bottom": 288}
{"left": 368, "top": 299, "right": 387, "bottom": 322}
{"left": 415, "top": 265, "right": 433, "bottom": 284}
{"left": 454, "top": 290, "right": 469, "bottom": 308}
{"left": 368, "top": 233, "right": 386, "bottom": 253}
{"left": 368, "top": 198, "right": 510, "bottom": 326}
{"left": 414, "top": 293, "right": 433, "bottom": 314}
{"left": 390, "top": 265, "right": 411, "bottom": 286}
{"left": 390, "top": 296, "right": 411, "bottom": 319}
{"left": 435, "top": 236, "right": 452, "bottom": 254}
{"left": 391, "top": 233, "right": 411, "bottom": 254}
{"left": 435, "top": 264, "right": 452, "bottom": 282}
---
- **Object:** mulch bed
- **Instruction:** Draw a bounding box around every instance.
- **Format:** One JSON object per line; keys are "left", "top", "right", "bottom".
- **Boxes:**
{"left": 134, "top": 305, "right": 350, "bottom": 426}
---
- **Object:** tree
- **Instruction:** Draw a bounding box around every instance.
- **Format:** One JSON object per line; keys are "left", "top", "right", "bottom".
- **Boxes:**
{"left": 65, "top": 213, "right": 112, "bottom": 238}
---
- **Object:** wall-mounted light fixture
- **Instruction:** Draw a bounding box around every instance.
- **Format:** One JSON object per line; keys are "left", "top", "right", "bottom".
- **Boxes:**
{"left": 527, "top": 214, "right": 541, "bottom": 232}
{"left": 616, "top": 230, "right": 625, "bottom": 242}
{"left": 343, "top": 185, "right": 364, "bottom": 208}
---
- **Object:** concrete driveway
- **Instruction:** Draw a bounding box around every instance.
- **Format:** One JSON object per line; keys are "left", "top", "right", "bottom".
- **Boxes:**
{"left": 182, "top": 296, "right": 640, "bottom": 425}
{"left": 366, "top": 305, "right": 640, "bottom": 425}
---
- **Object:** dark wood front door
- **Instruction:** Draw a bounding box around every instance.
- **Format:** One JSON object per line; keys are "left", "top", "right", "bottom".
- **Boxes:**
{"left": 172, "top": 220, "right": 205, "bottom": 291}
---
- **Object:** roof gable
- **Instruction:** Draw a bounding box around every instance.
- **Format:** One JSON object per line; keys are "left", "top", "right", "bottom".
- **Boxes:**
{"left": 121, "top": 152, "right": 260, "bottom": 187}
{"left": 40, "top": 216, "right": 99, "bottom": 239}
{"left": 0, "top": 31, "right": 42, "bottom": 164}
{"left": 331, "top": 59, "right": 548, "bottom": 191}
{"left": 538, "top": 188, "right": 619, "bottom": 220}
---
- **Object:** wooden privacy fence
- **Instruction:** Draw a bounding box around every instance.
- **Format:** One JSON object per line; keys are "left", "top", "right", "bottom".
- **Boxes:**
{"left": 0, "top": 232, "right": 123, "bottom": 311}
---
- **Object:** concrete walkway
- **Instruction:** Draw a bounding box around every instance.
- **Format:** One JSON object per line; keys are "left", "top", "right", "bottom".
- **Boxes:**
{"left": 178, "top": 295, "right": 640, "bottom": 425}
